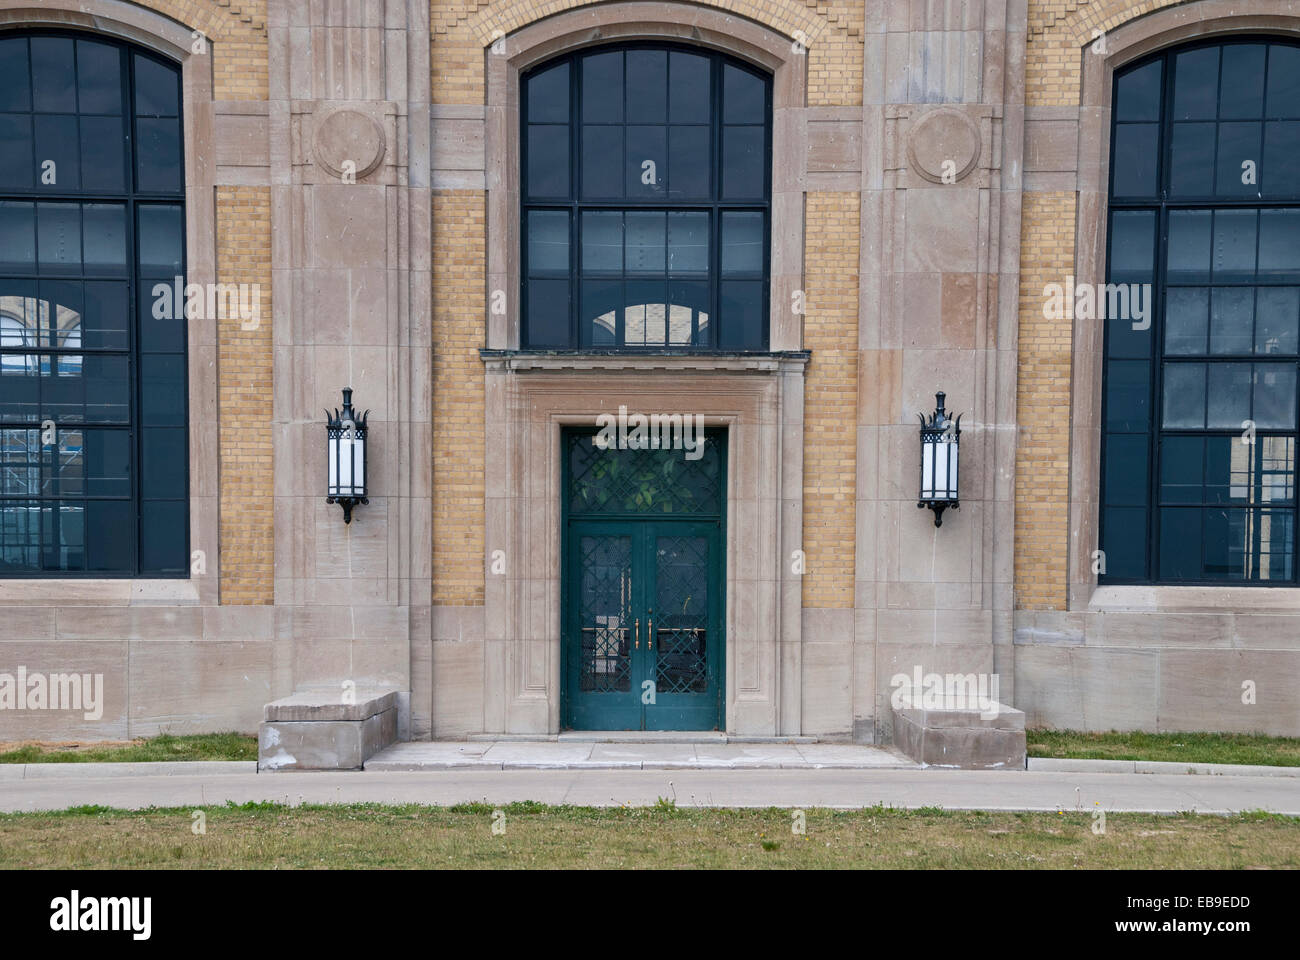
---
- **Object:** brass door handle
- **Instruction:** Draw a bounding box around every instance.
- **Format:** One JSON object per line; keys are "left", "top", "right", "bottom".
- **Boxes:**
{"left": 648, "top": 618, "right": 653, "bottom": 649}
{"left": 634, "top": 618, "right": 639, "bottom": 649}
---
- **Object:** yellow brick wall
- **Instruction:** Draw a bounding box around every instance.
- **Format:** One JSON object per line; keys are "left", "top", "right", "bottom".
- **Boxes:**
{"left": 139, "top": 0, "right": 269, "bottom": 100}
{"left": 432, "top": 191, "right": 487, "bottom": 606}
{"left": 802, "top": 192, "right": 860, "bottom": 609}
{"left": 432, "top": 0, "right": 865, "bottom": 107}
{"left": 215, "top": 186, "right": 274, "bottom": 604}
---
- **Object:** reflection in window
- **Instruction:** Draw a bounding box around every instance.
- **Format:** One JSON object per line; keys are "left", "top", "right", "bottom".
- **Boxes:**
{"left": 1101, "top": 38, "right": 1300, "bottom": 584}
{"left": 522, "top": 45, "right": 770, "bottom": 350}
{"left": 0, "top": 33, "right": 186, "bottom": 576}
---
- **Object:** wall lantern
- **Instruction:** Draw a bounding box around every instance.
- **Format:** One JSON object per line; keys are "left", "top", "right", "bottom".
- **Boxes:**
{"left": 326, "top": 387, "right": 368, "bottom": 524}
{"left": 917, "top": 391, "right": 961, "bottom": 527}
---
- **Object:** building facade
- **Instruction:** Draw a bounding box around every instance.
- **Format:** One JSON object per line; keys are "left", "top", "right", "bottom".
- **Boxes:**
{"left": 1, "top": 0, "right": 1297, "bottom": 743}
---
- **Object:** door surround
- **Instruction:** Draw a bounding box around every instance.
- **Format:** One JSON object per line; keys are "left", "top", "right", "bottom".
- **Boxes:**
{"left": 480, "top": 353, "right": 807, "bottom": 735}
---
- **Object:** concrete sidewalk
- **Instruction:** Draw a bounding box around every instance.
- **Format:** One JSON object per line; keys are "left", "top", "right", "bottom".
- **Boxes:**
{"left": 1, "top": 766, "right": 1297, "bottom": 815}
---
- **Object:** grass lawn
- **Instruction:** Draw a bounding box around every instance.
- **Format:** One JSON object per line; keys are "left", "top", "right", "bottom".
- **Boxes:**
{"left": 0, "top": 733, "right": 257, "bottom": 764}
{"left": 0, "top": 802, "right": 1296, "bottom": 869}
{"left": 1026, "top": 730, "right": 1300, "bottom": 767}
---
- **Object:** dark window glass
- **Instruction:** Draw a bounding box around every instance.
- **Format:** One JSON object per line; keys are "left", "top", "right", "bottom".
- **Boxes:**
{"left": 522, "top": 45, "right": 770, "bottom": 350}
{"left": 1112, "top": 123, "right": 1159, "bottom": 196}
{"left": 0, "top": 34, "right": 185, "bottom": 577}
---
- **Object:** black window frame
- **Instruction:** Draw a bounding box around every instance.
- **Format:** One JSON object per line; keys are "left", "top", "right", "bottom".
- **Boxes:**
{"left": 1100, "top": 35, "right": 1300, "bottom": 586}
{"left": 0, "top": 28, "right": 188, "bottom": 578}
{"left": 519, "top": 41, "right": 773, "bottom": 353}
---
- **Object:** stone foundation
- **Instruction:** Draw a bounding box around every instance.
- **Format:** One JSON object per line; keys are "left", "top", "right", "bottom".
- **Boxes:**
{"left": 891, "top": 696, "right": 1026, "bottom": 770}
{"left": 258, "top": 688, "right": 400, "bottom": 771}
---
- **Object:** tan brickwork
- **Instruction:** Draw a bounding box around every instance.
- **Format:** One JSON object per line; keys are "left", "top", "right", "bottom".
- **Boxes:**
{"left": 1014, "top": 191, "right": 1076, "bottom": 610}
{"left": 215, "top": 186, "right": 274, "bottom": 603}
{"left": 432, "top": 0, "right": 864, "bottom": 107}
{"left": 802, "top": 191, "right": 860, "bottom": 609}
{"left": 137, "top": 0, "right": 269, "bottom": 100}
{"left": 432, "top": 191, "right": 487, "bottom": 606}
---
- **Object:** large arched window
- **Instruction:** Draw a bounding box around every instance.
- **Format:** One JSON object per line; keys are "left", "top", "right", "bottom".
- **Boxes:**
{"left": 0, "top": 31, "right": 186, "bottom": 576}
{"left": 521, "top": 43, "right": 771, "bottom": 351}
{"left": 1100, "top": 37, "right": 1300, "bottom": 584}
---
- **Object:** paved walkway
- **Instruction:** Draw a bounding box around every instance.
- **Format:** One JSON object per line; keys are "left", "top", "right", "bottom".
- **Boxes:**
{"left": 1, "top": 765, "right": 1296, "bottom": 815}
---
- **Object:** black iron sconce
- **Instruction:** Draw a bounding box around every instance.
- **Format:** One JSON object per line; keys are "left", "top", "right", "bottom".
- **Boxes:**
{"left": 326, "top": 387, "right": 368, "bottom": 524}
{"left": 917, "top": 391, "right": 961, "bottom": 527}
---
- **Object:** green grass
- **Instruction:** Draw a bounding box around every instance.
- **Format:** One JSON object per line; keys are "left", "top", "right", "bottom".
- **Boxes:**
{"left": 1027, "top": 730, "right": 1300, "bottom": 767}
{"left": 0, "top": 802, "right": 1295, "bottom": 869}
{"left": 0, "top": 733, "right": 257, "bottom": 764}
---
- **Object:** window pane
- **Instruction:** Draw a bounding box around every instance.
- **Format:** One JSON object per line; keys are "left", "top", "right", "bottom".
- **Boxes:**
{"left": 0, "top": 353, "right": 40, "bottom": 421}
{"left": 526, "top": 277, "right": 570, "bottom": 348}
{"left": 0, "top": 37, "right": 32, "bottom": 112}
{"left": 1220, "top": 45, "right": 1267, "bottom": 119}
{"left": 667, "top": 212, "right": 708, "bottom": 276}
{"left": 667, "top": 125, "right": 710, "bottom": 199}
{"left": 1160, "top": 435, "right": 1204, "bottom": 504}
{"left": 1109, "top": 210, "right": 1155, "bottom": 282}
{"left": 1116, "top": 59, "right": 1162, "bottom": 122}
{"left": 582, "top": 52, "right": 623, "bottom": 123}
{"left": 134, "top": 55, "right": 178, "bottom": 117}
{"left": 1204, "top": 507, "right": 1294, "bottom": 581}
{"left": 0, "top": 429, "right": 40, "bottom": 495}
{"left": 138, "top": 499, "right": 186, "bottom": 574}
{"left": 1173, "top": 46, "right": 1219, "bottom": 120}
{"left": 624, "top": 212, "right": 665, "bottom": 274}
{"left": 1167, "top": 210, "right": 1212, "bottom": 281}
{"left": 1205, "top": 362, "right": 1250, "bottom": 428}
{"left": 1158, "top": 507, "right": 1203, "bottom": 579}
{"left": 1112, "top": 123, "right": 1159, "bottom": 196}
{"left": 1258, "top": 209, "right": 1300, "bottom": 278}
{"left": 1255, "top": 286, "right": 1299, "bottom": 354}
{"left": 0, "top": 114, "right": 34, "bottom": 189}
{"left": 42, "top": 279, "right": 83, "bottom": 350}
{"left": 526, "top": 210, "right": 569, "bottom": 276}
{"left": 76, "top": 41, "right": 122, "bottom": 115}
{"left": 581, "top": 212, "right": 622, "bottom": 273}
{"left": 83, "top": 281, "right": 129, "bottom": 350}
{"left": 670, "top": 52, "right": 710, "bottom": 123}
{"left": 1103, "top": 434, "right": 1149, "bottom": 505}
{"left": 139, "top": 280, "right": 184, "bottom": 353}
{"left": 36, "top": 203, "right": 81, "bottom": 275}
{"left": 718, "top": 279, "right": 763, "bottom": 349}
{"left": 141, "top": 426, "right": 186, "bottom": 498}
{"left": 723, "top": 65, "right": 765, "bottom": 123}
{"left": 669, "top": 279, "right": 708, "bottom": 346}
{"left": 1106, "top": 358, "right": 1151, "bottom": 431}
{"left": 135, "top": 117, "right": 182, "bottom": 192}
{"left": 625, "top": 125, "right": 666, "bottom": 198}
{"left": 1253, "top": 363, "right": 1297, "bottom": 429}
{"left": 1169, "top": 122, "right": 1215, "bottom": 195}
{"left": 1267, "top": 45, "right": 1300, "bottom": 119}
{"left": 721, "top": 125, "right": 764, "bottom": 199}
{"left": 72, "top": 428, "right": 131, "bottom": 497}
{"left": 1162, "top": 362, "right": 1206, "bottom": 428}
{"left": 580, "top": 125, "right": 621, "bottom": 199}
{"left": 80, "top": 116, "right": 126, "bottom": 192}
{"left": 1263, "top": 121, "right": 1300, "bottom": 195}
{"left": 527, "top": 61, "right": 569, "bottom": 124}
{"left": 527, "top": 124, "right": 570, "bottom": 200}
{"left": 1101, "top": 506, "right": 1147, "bottom": 578}
{"left": 626, "top": 50, "right": 666, "bottom": 123}
{"left": 1212, "top": 209, "right": 1257, "bottom": 280}
{"left": 137, "top": 204, "right": 183, "bottom": 274}
{"left": 721, "top": 211, "right": 763, "bottom": 276}
{"left": 34, "top": 115, "right": 80, "bottom": 192}
{"left": 48, "top": 353, "right": 130, "bottom": 423}
{"left": 1209, "top": 287, "right": 1253, "bottom": 355}
{"left": 581, "top": 278, "right": 621, "bottom": 347}
{"left": 1164, "top": 287, "right": 1209, "bottom": 355}
{"left": 31, "top": 37, "right": 76, "bottom": 113}
{"left": 0, "top": 202, "right": 36, "bottom": 272}
{"left": 141, "top": 354, "right": 185, "bottom": 426}
{"left": 623, "top": 279, "right": 667, "bottom": 346}
{"left": 82, "top": 204, "right": 127, "bottom": 275}
{"left": 1215, "top": 122, "right": 1261, "bottom": 196}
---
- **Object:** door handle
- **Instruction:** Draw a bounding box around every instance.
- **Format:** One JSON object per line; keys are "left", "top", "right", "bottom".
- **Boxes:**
{"left": 634, "top": 618, "right": 639, "bottom": 650}
{"left": 648, "top": 617, "right": 653, "bottom": 650}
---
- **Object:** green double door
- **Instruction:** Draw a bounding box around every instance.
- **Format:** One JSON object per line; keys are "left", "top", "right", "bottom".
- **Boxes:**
{"left": 565, "top": 519, "right": 723, "bottom": 730}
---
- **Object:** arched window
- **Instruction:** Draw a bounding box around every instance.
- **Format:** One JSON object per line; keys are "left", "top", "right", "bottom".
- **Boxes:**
{"left": 521, "top": 44, "right": 771, "bottom": 351}
{"left": 1101, "top": 38, "right": 1300, "bottom": 583}
{"left": 0, "top": 31, "right": 186, "bottom": 576}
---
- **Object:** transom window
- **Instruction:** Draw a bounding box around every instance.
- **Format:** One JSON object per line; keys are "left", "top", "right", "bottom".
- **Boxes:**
{"left": 521, "top": 44, "right": 771, "bottom": 351}
{"left": 0, "top": 31, "right": 187, "bottom": 576}
{"left": 1101, "top": 38, "right": 1300, "bottom": 584}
